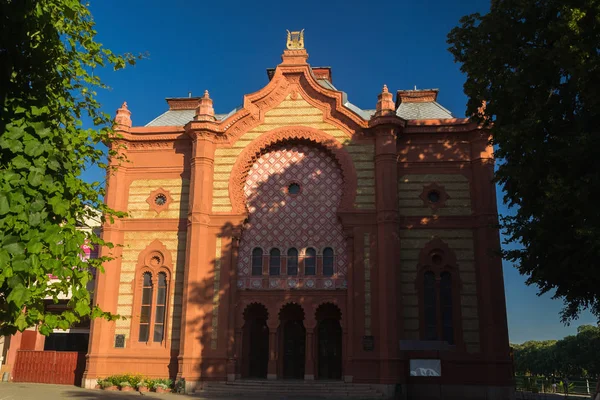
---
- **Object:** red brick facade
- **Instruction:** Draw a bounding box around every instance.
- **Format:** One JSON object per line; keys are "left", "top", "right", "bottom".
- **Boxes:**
{"left": 84, "top": 39, "right": 514, "bottom": 399}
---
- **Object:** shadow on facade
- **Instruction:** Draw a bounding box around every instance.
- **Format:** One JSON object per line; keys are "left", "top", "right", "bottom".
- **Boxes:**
{"left": 186, "top": 139, "right": 349, "bottom": 382}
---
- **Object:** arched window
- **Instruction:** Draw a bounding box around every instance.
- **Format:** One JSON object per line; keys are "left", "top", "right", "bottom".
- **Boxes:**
{"left": 323, "top": 247, "right": 334, "bottom": 277}
{"left": 269, "top": 248, "right": 281, "bottom": 276}
{"left": 252, "top": 248, "right": 263, "bottom": 276}
{"left": 440, "top": 272, "right": 454, "bottom": 345}
{"left": 154, "top": 272, "right": 168, "bottom": 342}
{"left": 423, "top": 271, "right": 437, "bottom": 341}
{"left": 417, "top": 239, "right": 461, "bottom": 345}
{"left": 305, "top": 248, "right": 316, "bottom": 276}
{"left": 287, "top": 248, "right": 298, "bottom": 276}
{"left": 139, "top": 272, "right": 153, "bottom": 342}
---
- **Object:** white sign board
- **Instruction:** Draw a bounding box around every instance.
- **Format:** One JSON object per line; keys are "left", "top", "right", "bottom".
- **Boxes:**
{"left": 409, "top": 359, "right": 441, "bottom": 377}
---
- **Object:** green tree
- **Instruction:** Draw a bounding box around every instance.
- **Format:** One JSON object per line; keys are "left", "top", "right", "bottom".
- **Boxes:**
{"left": 448, "top": 0, "right": 600, "bottom": 323}
{"left": 513, "top": 340, "right": 558, "bottom": 376}
{"left": 0, "top": 1, "right": 138, "bottom": 335}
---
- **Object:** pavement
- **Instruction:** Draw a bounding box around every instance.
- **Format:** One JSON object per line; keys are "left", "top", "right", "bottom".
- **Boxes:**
{"left": 0, "top": 382, "right": 334, "bottom": 400}
{"left": 0, "top": 383, "right": 189, "bottom": 400}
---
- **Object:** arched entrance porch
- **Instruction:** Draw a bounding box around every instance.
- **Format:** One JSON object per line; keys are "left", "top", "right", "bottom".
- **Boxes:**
{"left": 241, "top": 303, "right": 269, "bottom": 379}
{"left": 278, "top": 303, "right": 306, "bottom": 379}
{"left": 316, "top": 303, "right": 342, "bottom": 380}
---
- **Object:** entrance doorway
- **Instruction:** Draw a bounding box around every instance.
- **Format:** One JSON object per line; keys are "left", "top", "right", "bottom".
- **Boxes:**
{"left": 316, "top": 303, "right": 342, "bottom": 380}
{"left": 243, "top": 303, "right": 269, "bottom": 379}
{"left": 279, "top": 303, "right": 306, "bottom": 379}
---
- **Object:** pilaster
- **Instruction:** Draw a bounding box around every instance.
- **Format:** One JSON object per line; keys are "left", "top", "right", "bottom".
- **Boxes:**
{"left": 471, "top": 132, "right": 511, "bottom": 380}
{"left": 374, "top": 124, "right": 401, "bottom": 383}
{"left": 178, "top": 131, "right": 216, "bottom": 385}
{"left": 84, "top": 106, "right": 129, "bottom": 384}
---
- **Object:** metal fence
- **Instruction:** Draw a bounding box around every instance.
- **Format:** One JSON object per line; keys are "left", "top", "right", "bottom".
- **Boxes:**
{"left": 515, "top": 375, "right": 594, "bottom": 396}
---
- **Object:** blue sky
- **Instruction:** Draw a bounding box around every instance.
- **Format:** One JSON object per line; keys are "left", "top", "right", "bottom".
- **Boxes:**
{"left": 86, "top": 0, "right": 596, "bottom": 343}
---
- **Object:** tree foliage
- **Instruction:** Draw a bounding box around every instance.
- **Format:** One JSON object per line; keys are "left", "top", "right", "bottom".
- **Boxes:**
{"left": 512, "top": 325, "right": 600, "bottom": 378}
{"left": 0, "top": 0, "right": 138, "bottom": 335}
{"left": 448, "top": 0, "right": 600, "bottom": 323}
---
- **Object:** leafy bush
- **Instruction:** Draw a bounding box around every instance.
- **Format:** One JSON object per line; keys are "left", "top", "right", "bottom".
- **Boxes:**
{"left": 103, "top": 374, "right": 145, "bottom": 387}
{"left": 175, "top": 378, "right": 186, "bottom": 394}
{"left": 137, "top": 380, "right": 148, "bottom": 388}
{"left": 99, "top": 380, "right": 114, "bottom": 389}
{"left": 119, "top": 381, "right": 131, "bottom": 388}
{"left": 154, "top": 383, "right": 170, "bottom": 391}
{"left": 149, "top": 378, "right": 173, "bottom": 389}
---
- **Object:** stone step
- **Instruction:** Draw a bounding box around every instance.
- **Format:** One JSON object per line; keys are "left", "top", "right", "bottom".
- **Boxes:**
{"left": 208, "top": 382, "right": 373, "bottom": 389}
{"left": 200, "top": 381, "right": 384, "bottom": 398}
{"left": 203, "top": 386, "right": 380, "bottom": 393}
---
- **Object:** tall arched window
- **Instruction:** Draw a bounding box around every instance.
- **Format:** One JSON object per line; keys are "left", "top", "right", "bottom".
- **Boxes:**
{"left": 305, "top": 248, "right": 316, "bottom": 275}
{"left": 440, "top": 272, "right": 454, "bottom": 345}
{"left": 252, "top": 248, "right": 263, "bottom": 276}
{"left": 417, "top": 239, "right": 461, "bottom": 345}
{"left": 323, "top": 247, "right": 334, "bottom": 277}
{"left": 269, "top": 248, "right": 281, "bottom": 276}
{"left": 287, "top": 248, "right": 298, "bottom": 276}
{"left": 423, "top": 271, "right": 437, "bottom": 341}
{"left": 139, "top": 272, "right": 153, "bottom": 342}
{"left": 154, "top": 272, "right": 168, "bottom": 342}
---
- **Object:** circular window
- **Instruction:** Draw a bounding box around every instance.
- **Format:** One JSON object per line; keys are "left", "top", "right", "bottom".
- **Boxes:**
{"left": 155, "top": 194, "right": 167, "bottom": 206}
{"left": 287, "top": 183, "right": 301, "bottom": 195}
{"left": 150, "top": 255, "right": 161, "bottom": 266}
{"left": 427, "top": 190, "right": 440, "bottom": 203}
{"left": 431, "top": 253, "right": 443, "bottom": 265}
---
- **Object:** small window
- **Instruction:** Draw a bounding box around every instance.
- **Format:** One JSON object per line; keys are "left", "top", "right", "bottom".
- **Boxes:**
{"left": 155, "top": 194, "right": 167, "bottom": 206}
{"left": 252, "top": 248, "right": 263, "bottom": 276}
{"left": 153, "top": 272, "right": 167, "bottom": 342}
{"left": 287, "top": 248, "right": 298, "bottom": 276}
{"left": 427, "top": 190, "right": 440, "bottom": 203}
{"left": 139, "top": 272, "right": 153, "bottom": 342}
{"left": 423, "top": 271, "right": 437, "bottom": 341}
{"left": 440, "top": 272, "right": 454, "bottom": 345}
{"left": 304, "top": 248, "right": 316, "bottom": 276}
{"left": 287, "top": 182, "right": 301, "bottom": 195}
{"left": 269, "top": 248, "right": 281, "bottom": 276}
{"left": 323, "top": 247, "right": 334, "bottom": 277}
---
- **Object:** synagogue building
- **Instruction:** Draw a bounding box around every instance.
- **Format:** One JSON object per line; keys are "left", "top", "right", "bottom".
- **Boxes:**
{"left": 84, "top": 32, "right": 514, "bottom": 399}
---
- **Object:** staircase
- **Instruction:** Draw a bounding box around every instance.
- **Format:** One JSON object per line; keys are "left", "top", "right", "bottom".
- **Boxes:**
{"left": 197, "top": 379, "right": 386, "bottom": 399}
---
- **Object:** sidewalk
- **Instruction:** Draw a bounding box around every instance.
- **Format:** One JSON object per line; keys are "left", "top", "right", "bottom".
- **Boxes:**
{"left": 0, "top": 383, "right": 185, "bottom": 400}
{"left": 0, "top": 382, "right": 336, "bottom": 400}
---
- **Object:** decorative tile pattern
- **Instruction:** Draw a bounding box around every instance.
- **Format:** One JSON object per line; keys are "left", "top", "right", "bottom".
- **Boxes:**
{"left": 210, "top": 236, "right": 222, "bottom": 350}
{"left": 238, "top": 144, "right": 347, "bottom": 289}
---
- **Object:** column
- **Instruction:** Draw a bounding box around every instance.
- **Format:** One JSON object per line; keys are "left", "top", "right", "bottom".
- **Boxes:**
{"left": 374, "top": 124, "right": 401, "bottom": 383}
{"left": 234, "top": 329, "right": 243, "bottom": 379}
{"left": 304, "top": 328, "right": 315, "bottom": 380}
{"left": 343, "top": 226, "right": 354, "bottom": 382}
{"left": 178, "top": 132, "right": 216, "bottom": 388}
{"left": 471, "top": 134, "right": 511, "bottom": 382}
{"left": 83, "top": 135, "right": 127, "bottom": 387}
{"left": 267, "top": 322, "right": 278, "bottom": 380}
{"left": 226, "top": 233, "right": 240, "bottom": 381}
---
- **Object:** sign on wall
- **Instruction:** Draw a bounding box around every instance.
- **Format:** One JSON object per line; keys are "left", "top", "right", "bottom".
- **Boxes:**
{"left": 409, "top": 359, "right": 441, "bottom": 376}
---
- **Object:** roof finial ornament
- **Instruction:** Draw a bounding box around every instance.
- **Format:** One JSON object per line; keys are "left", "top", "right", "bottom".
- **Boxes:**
{"left": 195, "top": 89, "right": 215, "bottom": 121}
{"left": 115, "top": 101, "right": 132, "bottom": 130}
{"left": 286, "top": 29, "right": 305, "bottom": 49}
{"left": 375, "top": 84, "right": 395, "bottom": 117}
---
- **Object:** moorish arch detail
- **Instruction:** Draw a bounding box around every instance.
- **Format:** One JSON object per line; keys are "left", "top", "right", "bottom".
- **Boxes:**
{"left": 236, "top": 136, "right": 349, "bottom": 290}
{"left": 228, "top": 126, "right": 358, "bottom": 214}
